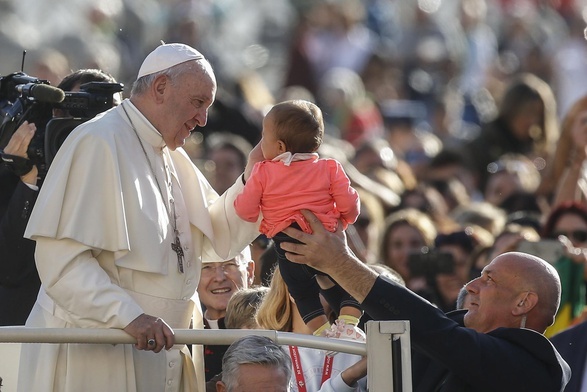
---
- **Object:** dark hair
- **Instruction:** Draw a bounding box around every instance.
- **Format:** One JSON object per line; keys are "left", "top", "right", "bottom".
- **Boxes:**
{"left": 542, "top": 201, "right": 587, "bottom": 238}
{"left": 57, "top": 68, "right": 116, "bottom": 90}
{"left": 434, "top": 230, "right": 476, "bottom": 253}
{"left": 268, "top": 100, "right": 324, "bottom": 153}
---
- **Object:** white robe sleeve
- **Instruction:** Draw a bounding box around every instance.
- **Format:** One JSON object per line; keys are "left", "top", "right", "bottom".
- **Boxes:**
{"left": 36, "top": 237, "right": 144, "bottom": 328}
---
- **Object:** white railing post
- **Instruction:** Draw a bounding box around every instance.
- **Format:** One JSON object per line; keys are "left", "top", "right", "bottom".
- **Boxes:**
{"left": 366, "top": 320, "right": 412, "bottom": 392}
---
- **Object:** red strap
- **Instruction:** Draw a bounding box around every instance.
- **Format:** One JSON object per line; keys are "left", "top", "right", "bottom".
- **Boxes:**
{"left": 289, "top": 346, "right": 334, "bottom": 391}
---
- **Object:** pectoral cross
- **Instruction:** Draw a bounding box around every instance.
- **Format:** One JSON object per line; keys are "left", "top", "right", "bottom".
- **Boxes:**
{"left": 171, "top": 232, "right": 185, "bottom": 273}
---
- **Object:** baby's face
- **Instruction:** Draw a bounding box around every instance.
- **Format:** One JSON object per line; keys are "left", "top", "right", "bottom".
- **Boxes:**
{"left": 260, "top": 114, "right": 284, "bottom": 160}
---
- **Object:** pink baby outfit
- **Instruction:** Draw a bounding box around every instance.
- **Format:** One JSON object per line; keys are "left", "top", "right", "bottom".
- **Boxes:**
{"left": 234, "top": 152, "right": 360, "bottom": 237}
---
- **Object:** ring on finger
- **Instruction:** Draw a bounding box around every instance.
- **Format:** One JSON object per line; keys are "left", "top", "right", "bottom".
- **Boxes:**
{"left": 147, "top": 338, "right": 156, "bottom": 346}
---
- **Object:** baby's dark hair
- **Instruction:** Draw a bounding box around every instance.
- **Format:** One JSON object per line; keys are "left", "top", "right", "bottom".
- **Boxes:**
{"left": 268, "top": 100, "right": 324, "bottom": 153}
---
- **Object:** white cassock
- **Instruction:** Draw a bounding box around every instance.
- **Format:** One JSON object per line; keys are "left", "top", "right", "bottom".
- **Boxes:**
{"left": 17, "top": 99, "right": 259, "bottom": 392}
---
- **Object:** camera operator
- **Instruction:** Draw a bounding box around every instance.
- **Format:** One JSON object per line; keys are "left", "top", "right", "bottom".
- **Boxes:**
{"left": 0, "top": 68, "right": 119, "bottom": 326}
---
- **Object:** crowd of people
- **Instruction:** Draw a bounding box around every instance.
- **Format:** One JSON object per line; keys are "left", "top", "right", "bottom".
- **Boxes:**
{"left": 2, "top": 0, "right": 587, "bottom": 391}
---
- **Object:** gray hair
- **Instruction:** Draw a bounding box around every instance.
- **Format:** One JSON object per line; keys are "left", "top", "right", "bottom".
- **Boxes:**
{"left": 130, "top": 59, "right": 207, "bottom": 96}
{"left": 221, "top": 335, "right": 292, "bottom": 391}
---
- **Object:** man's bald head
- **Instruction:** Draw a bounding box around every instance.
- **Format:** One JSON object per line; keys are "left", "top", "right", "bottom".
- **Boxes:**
{"left": 464, "top": 251, "right": 561, "bottom": 333}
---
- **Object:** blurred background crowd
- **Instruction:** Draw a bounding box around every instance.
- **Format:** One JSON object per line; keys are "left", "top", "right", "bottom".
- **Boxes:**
{"left": 3, "top": 0, "right": 587, "bottom": 335}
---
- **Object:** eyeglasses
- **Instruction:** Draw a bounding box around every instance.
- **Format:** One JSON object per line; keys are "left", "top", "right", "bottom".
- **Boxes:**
{"left": 201, "top": 261, "right": 244, "bottom": 277}
{"left": 552, "top": 230, "right": 587, "bottom": 243}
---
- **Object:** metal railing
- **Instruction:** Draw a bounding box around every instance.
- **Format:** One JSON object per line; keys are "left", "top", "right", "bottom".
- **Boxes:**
{"left": 0, "top": 320, "right": 412, "bottom": 391}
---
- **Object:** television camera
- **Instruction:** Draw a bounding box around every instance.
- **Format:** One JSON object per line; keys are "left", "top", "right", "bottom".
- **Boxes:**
{"left": 0, "top": 71, "right": 123, "bottom": 178}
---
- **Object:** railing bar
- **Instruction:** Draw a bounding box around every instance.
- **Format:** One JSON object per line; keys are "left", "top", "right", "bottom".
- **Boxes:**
{"left": 0, "top": 328, "right": 367, "bottom": 356}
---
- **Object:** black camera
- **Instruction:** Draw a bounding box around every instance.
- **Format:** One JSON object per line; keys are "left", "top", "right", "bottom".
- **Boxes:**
{"left": 0, "top": 72, "right": 123, "bottom": 177}
{"left": 408, "top": 248, "right": 455, "bottom": 278}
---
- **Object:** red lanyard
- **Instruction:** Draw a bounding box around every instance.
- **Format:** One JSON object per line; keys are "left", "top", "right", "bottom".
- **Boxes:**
{"left": 289, "top": 345, "right": 334, "bottom": 392}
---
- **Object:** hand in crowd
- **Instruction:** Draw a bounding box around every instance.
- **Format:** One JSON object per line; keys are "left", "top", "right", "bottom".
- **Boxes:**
{"left": 341, "top": 356, "right": 368, "bottom": 387}
{"left": 3, "top": 121, "right": 38, "bottom": 184}
{"left": 123, "top": 313, "right": 175, "bottom": 353}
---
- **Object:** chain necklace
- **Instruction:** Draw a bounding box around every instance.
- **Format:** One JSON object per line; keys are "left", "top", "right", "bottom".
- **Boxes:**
{"left": 121, "top": 102, "right": 185, "bottom": 273}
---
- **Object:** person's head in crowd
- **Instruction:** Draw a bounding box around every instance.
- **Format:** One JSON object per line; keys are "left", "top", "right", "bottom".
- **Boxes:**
{"left": 351, "top": 137, "right": 406, "bottom": 196}
{"left": 347, "top": 187, "right": 386, "bottom": 264}
{"left": 424, "top": 148, "right": 480, "bottom": 203}
{"left": 538, "top": 94, "right": 587, "bottom": 198}
{"left": 261, "top": 99, "right": 323, "bottom": 160}
{"left": 130, "top": 43, "right": 216, "bottom": 151}
{"left": 464, "top": 252, "right": 561, "bottom": 334}
{"left": 425, "top": 177, "right": 471, "bottom": 214}
{"left": 432, "top": 229, "right": 479, "bottom": 311}
{"left": 198, "top": 248, "right": 255, "bottom": 322}
{"left": 495, "top": 73, "right": 558, "bottom": 159}
{"left": 204, "top": 132, "right": 253, "bottom": 194}
{"left": 224, "top": 286, "right": 269, "bottom": 329}
{"left": 499, "top": 193, "right": 543, "bottom": 220}
{"left": 401, "top": 129, "right": 443, "bottom": 180}
{"left": 397, "top": 182, "right": 454, "bottom": 232}
{"left": 482, "top": 222, "right": 541, "bottom": 271}
{"left": 451, "top": 201, "right": 507, "bottom": 238}
{"left": 484, "top": 153, "right": 541, "bottom": 207}
{"left": 52, "top": 68, "right": 121, "bottom": 117}
{"left": 216, "top": 335, "right": 292, "bottom": 392}
{"left": 543, "top": 201, "right": 587, "bottom": 249}
{"left": 317, "top": 67, "right": 384, "bottom": 147}
{"left": 379, "top": 207, "right": 437, "bottom": 282}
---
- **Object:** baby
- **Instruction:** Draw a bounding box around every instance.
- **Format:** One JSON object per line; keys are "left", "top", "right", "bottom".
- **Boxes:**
{"left": 234, "top": 99, "right": 364, "bottom": 341}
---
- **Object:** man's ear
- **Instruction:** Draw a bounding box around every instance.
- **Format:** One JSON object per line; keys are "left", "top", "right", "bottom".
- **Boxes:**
{"left": 216, "top": 380, "right": 226, "bottom": 392}
{"left": 512, "top": 291, "right": 538, "bottom": 316}
{"left": 151, "top": 74, "right": 169, "bottom": 103}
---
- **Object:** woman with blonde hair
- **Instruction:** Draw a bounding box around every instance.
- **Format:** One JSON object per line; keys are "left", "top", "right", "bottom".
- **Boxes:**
{"left": 256, "top": 267, "right": 367, "bottom": 392}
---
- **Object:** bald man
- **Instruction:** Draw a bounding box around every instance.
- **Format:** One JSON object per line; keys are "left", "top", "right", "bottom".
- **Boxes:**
{"left": 281, "top": 210, "right": 570, "bottom": 391}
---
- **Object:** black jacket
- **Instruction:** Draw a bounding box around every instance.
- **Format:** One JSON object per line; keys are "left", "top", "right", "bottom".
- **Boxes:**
{"left": 551, "top": 321, "right": 587, "bottom": 392}
{"left": 0, "top": 169, "right": 40, "bottom": 325}
{"left": 362, "top": 276, "right": 571, "bottom": 391}
{"left": 203, "top": 317, "right": 228, "bottom": 382}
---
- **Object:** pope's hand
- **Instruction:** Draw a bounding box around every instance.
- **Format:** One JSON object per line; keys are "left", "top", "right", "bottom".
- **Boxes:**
{"left": 243, "top": 141, "right": 264, "bottom": 181}
{"left": 124, "top": 313, "right": 175, "bottom": 352}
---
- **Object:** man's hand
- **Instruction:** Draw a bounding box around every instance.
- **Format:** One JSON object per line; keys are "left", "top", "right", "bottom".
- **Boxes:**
{"left": 281, "top": 210, "right": 378, "bottom": 303}
{"left": 281, "top": 210, "right": 349, "bottom": 274}
{"left": 243, "top": 142, "right": 264, "bottom": 182}
{"left": 123, "top": 313, "right": 175, "bottom": 353}
{"left": 3, "top": 121, "right": 38, "bottom": 184}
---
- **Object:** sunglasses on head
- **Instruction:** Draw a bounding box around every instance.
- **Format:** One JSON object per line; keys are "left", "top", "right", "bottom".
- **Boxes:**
{"left": 552, "top": 230, "right": 587, "bottom": 243}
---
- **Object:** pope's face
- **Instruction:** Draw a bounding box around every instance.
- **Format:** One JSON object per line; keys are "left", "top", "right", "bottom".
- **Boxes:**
{"left": 161, "top": 65, "right": 216, "bottom": 150}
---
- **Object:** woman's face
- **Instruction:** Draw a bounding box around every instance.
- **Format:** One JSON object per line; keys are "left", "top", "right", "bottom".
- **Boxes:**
{"left": 552, "top": 212, "right": 587, "bottom": 248}
{"left": 384, "top": 223, "right": 426, "bottom": 280}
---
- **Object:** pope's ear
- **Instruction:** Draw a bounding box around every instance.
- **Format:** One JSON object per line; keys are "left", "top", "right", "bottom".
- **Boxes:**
{"left": 216, "top": 380, "right": 226, "bottom": 392}
{"left": 151, "top": 74, "right": 169, "bottom": 102}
